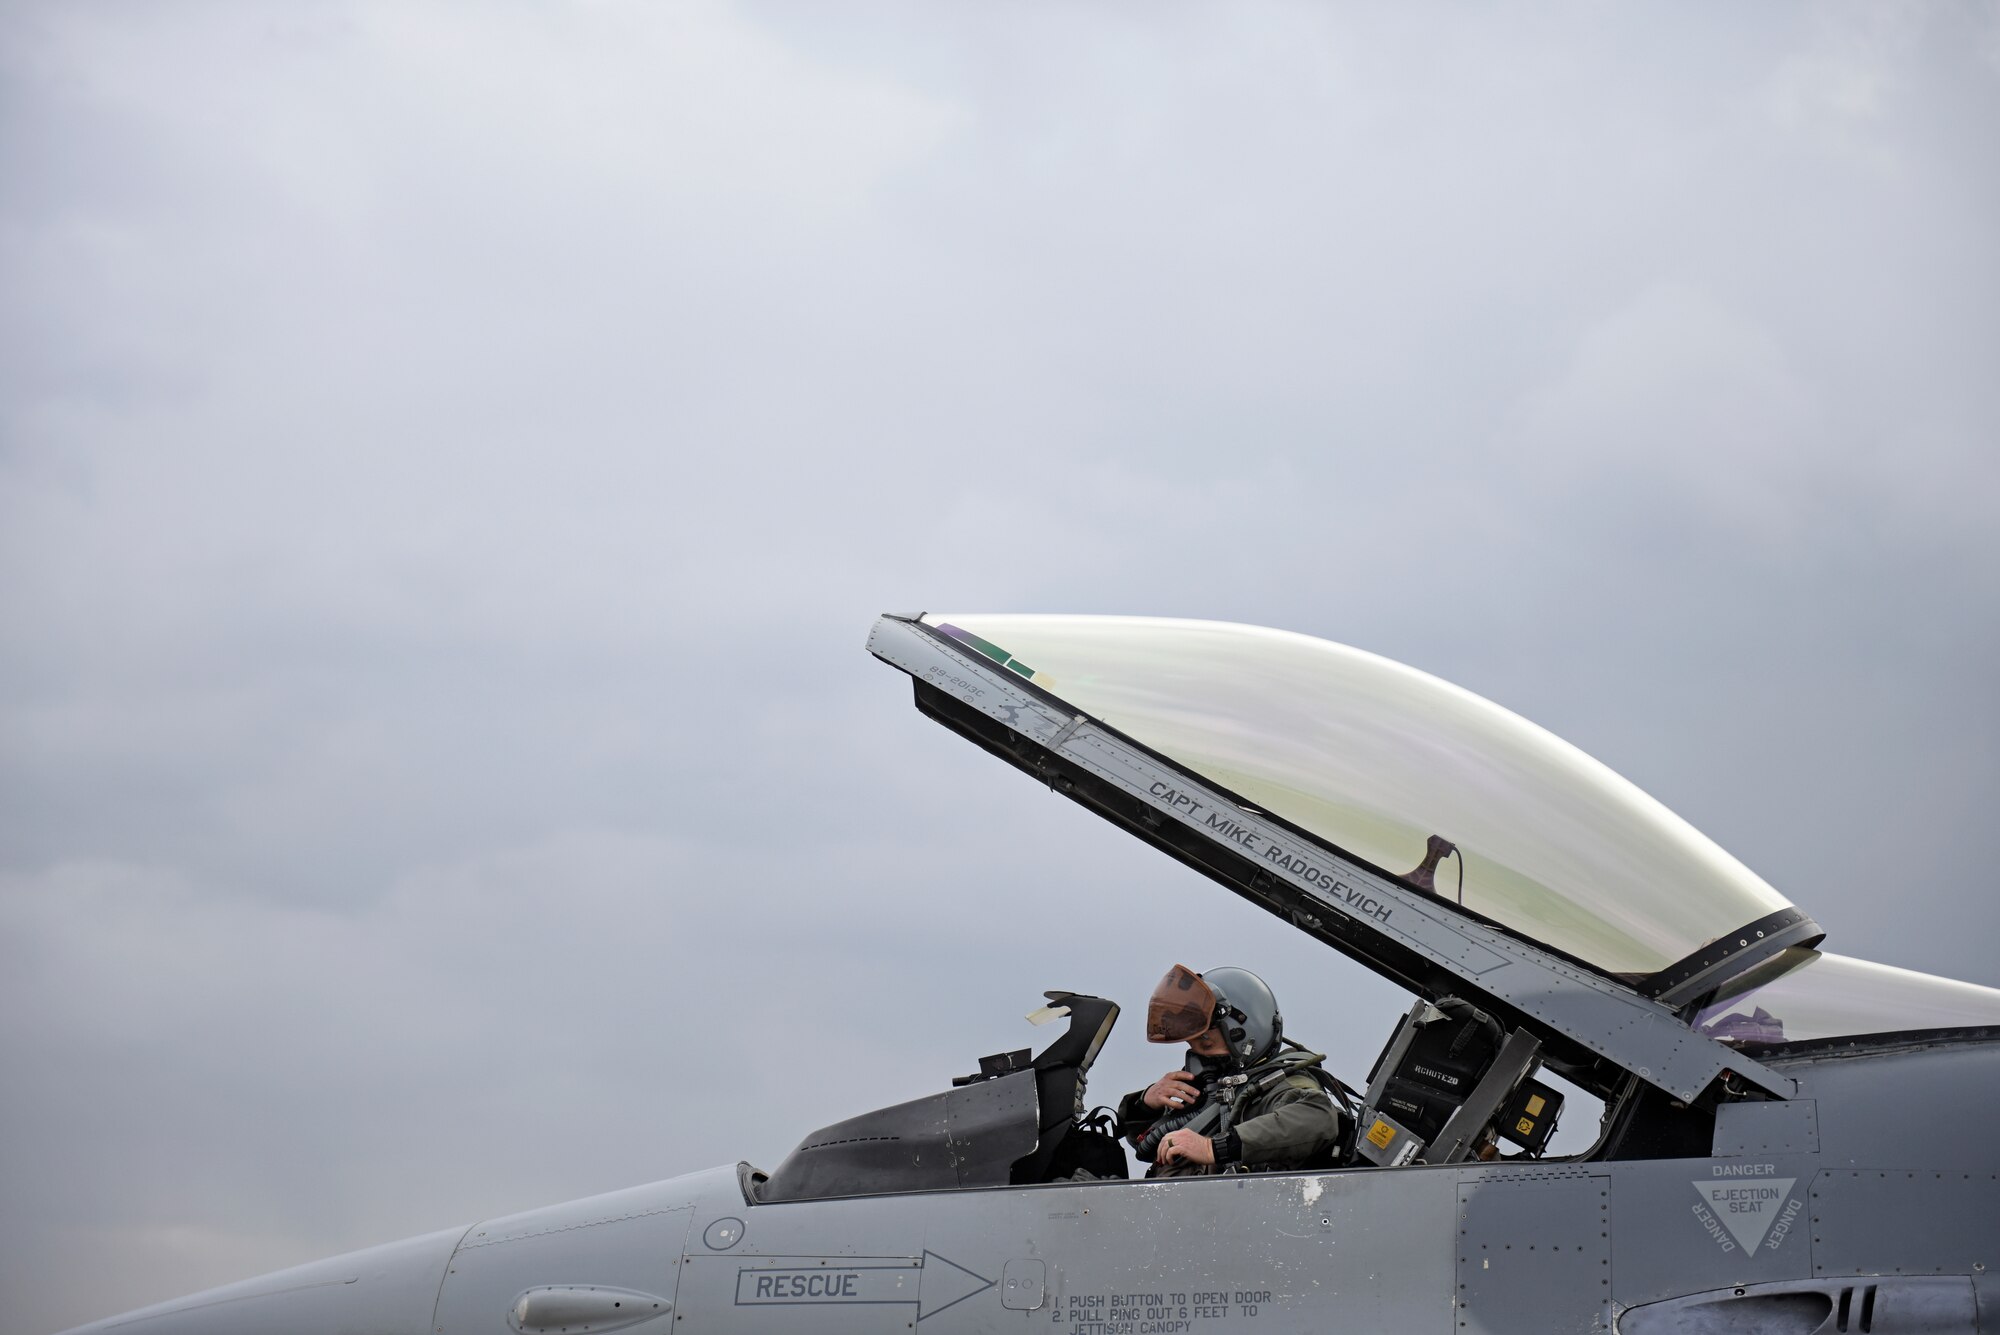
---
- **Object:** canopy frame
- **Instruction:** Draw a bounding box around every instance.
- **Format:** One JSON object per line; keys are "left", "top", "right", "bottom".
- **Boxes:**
{"left": 869, "top": 612, "right": 1796, "bottom": 1104}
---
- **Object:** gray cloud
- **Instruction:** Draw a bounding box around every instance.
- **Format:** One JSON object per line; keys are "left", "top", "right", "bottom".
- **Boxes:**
{"left": 4, "top": 2, "right": 1998, "bottom": 1331}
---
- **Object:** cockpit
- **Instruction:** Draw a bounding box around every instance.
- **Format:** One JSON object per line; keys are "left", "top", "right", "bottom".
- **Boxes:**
{"left": 749, "top": 962, "right": 2000, "bottom": 1204}
{"left": 743, "top": 613, "right": 2000, "bottom": 1206}
{"left": 751, "top": 982, "right": 1576, "bottom": 1204}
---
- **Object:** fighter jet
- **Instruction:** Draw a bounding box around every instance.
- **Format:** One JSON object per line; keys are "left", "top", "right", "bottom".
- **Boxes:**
{"left": 58, "top": 613, "right": 2000, "bottom": 1335}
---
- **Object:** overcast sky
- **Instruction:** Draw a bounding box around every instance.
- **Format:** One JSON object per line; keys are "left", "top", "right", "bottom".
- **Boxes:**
{"left": 4, "top": 3, "right": 1999, "bottom": 1331}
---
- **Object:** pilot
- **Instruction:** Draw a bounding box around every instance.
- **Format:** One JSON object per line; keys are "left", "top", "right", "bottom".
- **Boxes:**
{"left": 1118, "top": 964, "right": 1345, "bottom": 1175}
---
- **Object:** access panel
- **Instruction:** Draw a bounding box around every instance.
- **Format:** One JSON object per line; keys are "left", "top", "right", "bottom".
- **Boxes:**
{"left": 1456, "top": 1169, "right": 1610, "bottom": 1335}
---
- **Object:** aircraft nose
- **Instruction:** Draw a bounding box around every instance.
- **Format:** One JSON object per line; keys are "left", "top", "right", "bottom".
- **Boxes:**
{"left": 55, "top": 1224, "right": 465, "bottom": 1335}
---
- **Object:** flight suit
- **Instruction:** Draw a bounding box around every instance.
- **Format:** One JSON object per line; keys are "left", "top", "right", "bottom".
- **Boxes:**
{"left": 1118, "top": 1067, "right": 1343, "bottom": 1175}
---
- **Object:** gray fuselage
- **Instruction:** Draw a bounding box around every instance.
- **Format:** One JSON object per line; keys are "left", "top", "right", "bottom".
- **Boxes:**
{"left": 60, "top": 1031, "right": 2000, "bottom": 1335}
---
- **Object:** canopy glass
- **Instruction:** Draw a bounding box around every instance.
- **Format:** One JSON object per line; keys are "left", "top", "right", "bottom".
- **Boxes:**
{"left": 925, "top": 614, "right": 1791, "bottom": 979}
{"left": 1695, "top": 953, "right": 2000, "bottom": 1046}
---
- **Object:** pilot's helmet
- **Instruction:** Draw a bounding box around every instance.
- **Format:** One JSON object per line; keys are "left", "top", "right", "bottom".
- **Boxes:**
{"left": 1146, "top": 964, "right": 1284, "bottom": 1066}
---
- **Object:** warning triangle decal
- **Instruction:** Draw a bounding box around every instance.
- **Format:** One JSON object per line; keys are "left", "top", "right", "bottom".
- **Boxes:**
{"left": 1691, "top": 1177, "right": 1798, "bottom": 1250}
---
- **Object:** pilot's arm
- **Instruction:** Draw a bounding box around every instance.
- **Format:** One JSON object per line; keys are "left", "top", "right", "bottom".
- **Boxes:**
{"left": 1116, "top": 1089, "right": 1158, "bottom": 1142}
{"left": 1213, "top": 1074, "right": 1342, "bottom": 1169}
{"left": 1116, "top": 1070, "right": 1200, "bottom": 1143}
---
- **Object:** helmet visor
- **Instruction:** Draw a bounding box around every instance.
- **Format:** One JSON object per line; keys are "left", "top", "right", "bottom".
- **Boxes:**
{"left": 1146, "top": 964, "right": 1217, "bottom": 1043}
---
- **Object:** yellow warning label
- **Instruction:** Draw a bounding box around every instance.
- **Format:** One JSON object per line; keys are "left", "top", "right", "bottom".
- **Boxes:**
{"left": 1526, "top": 1094, "right": 1546, "bottom": 1116}
{"left": 1515, "top": 1117, "right": 1536, "bottom": 1136}
{"left": 1366, "top": 1119, "right": 1397, "bottom": 1149}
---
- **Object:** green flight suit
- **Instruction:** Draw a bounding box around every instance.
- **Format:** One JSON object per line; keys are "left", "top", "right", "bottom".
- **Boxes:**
{"left": 1118, "top": 1066, "right": 1344, "bottom": 1175}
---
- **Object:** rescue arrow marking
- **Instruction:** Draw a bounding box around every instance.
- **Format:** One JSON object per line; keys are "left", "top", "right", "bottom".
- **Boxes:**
{"left": 733, "top": 1252, "right": 994, "bottom": 1321}
{"left": 916, "top": 1252, "right": 997, "bottom": 1321}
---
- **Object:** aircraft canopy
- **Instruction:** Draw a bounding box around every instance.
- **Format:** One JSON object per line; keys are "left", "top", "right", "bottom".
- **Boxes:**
{"left": 925, "top": 613, "right": 1789, "bottom": 981}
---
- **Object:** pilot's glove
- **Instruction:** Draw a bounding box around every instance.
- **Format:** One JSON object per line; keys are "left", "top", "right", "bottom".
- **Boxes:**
{"left": 1155, "top": 1129, "right": 1216, "bottom": 1168}
{"left": 1142, "top": 1070, "right": 1201, "bottom": 1111}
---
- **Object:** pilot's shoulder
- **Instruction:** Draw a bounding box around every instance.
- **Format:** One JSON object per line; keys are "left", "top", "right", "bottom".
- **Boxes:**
{"left": 1270, "top": 1071, "right": 1335, "bottom": 1103}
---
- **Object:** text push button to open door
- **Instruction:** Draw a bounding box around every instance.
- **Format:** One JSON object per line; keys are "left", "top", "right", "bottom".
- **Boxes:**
{"left": 1002, "top": 1259, "right": 1046, "bottom": 1311}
